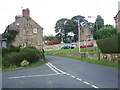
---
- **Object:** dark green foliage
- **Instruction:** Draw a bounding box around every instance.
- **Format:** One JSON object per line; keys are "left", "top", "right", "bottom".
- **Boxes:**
{"left": 2, "top": 46, "right": 44, "bottom": 67}
{"left": 55, "top": 15, "right": 88, "bottom": 43}
{"left": 96, "top": 35, "right": 120, "bottom": 53}
{"left": 96, "top": 25, "right": 117, "bottom": 39}
{"left": 2, "top": 45, "right": 20, "bottom": 56}
{"left": 2, "top": 52, "right": 20, "bottom": 67}
{"left": 93, "top": 15, "right": 104, "bottom": 39}
{"left": 2, "top": 30, "right": 18, "bottom": 43}
{"left": 20, "top": 47, "right": 41, "bottom": 63}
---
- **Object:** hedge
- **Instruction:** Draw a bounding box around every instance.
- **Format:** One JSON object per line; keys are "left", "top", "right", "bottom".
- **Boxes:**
{"left": 2, "top": 46, "right": 45, "bottom": 67}
{"left": 96, "top": 34, "right": 120, "bottom": 54}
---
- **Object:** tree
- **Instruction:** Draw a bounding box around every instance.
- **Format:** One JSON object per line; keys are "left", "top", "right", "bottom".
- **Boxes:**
{"left": 43, "top": 35, "right": 55, "bottom": 41}
{"left": 96, "top": 25, "right": 117, "bottom": 39}
{"left": 71, "top": 15, "right": 88, "bottom": 41}
{"left": 55, "top": 18, "right": 69, "bottom": 43}
{"left": 93, "top": 15, "right": 104, "bottom": 39}
{"left": 55, "top": 15, "right": 88, "bottom": 43}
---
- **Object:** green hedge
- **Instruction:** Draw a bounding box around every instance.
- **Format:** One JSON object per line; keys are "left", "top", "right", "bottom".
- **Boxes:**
{"left": 96, "top": 34, "right": 120, "bottom": 53}
{"left": 2, "top": 46, "right": 44, "bottom": 67}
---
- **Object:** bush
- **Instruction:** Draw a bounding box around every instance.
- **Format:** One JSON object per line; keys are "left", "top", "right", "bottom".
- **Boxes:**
{"left": 20, "top": 48, "right": 40, "bottom": 63}
{"left": 2, "top": 52, "right": 19, "bottom": 67}
{"left": 2, "top": 47, "right": 44, "bottom": 67}
{"left": 96, "top": 34, "right": 120, "bottom": 53}
{"left": 2, "top": 45, "right": 20, "bottom": 56}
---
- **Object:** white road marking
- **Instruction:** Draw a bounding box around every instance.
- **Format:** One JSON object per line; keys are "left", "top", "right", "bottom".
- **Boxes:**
{"left": 46, "top": 63, "right": 60, "bottom": 74}
{"left": 91, "top": 85, "right": 99, "bottom": 89}
{"left": 9, "top": 73, "right": 62, "bottom": 79}
{"left": 47, "top": 62, "right": 100, "bottom": 89}
{"left": 66, "top": 73, "right": 70, "bottom": 76}
{"left": 83, "top": 81, "right": 90, "bottom": 85}
{"left": 76, "top": 78, "right": 82, "bottom": 81}
{"left": 47, "top": 62, "right": 65, "bottom": 74}
{"left": 71, "top": 75, "right": 75, "bottom": 78}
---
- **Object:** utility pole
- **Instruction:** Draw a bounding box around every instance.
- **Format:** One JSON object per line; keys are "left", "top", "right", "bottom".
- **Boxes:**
{"left": 78, "top": 20, "right": 81, "bottom": 53}
{"left": 88, "top": 16, "right": 100, "bottom": 60}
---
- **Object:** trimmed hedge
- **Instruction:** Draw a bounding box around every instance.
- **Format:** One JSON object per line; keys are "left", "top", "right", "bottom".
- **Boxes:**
{"left": 96, "top": 34, "right": 120, "bottom": 53}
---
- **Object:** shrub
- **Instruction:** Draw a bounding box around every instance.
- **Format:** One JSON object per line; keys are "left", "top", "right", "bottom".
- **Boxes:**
{"left": 2, "top": 46, "right": 44, "bottom": 67}
{"left": 2, "top": 45, "right": 20, "bottom": 56}
{"left": 97, "top": 34, "right": 120, "bottom": 53}
{"left": 20, "top": 48, "right": 40, "bottom": 63}
{"left": 2, "top": 52, "right": 20, "bottom": 67}
{"left": 8, "top": 45, "right": 20, "bottom": 52}
{"left": 2, "top": 48, "right": 9, "bottom": 56}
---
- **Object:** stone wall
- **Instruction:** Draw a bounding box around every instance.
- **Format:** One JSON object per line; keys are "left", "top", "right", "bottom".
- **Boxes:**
{"left": 49, "top": 52, "right": 120, "bottom": 63}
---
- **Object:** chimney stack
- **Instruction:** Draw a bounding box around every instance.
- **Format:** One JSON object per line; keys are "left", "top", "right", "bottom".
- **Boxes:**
{"left": 22, "top": 8, "right": 30, "bottom": 17}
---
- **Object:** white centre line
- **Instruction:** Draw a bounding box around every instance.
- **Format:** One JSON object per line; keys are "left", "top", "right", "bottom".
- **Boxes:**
{"left": 76, "top": 78, "right": 82, "bottom": 81}
{"left": 46, "top": 63, "right": 60, "bottom": 74}
{"left": 47, "top": 62, "right": 66, "bottom": 74}
{"left": 83, "top": 81, "right": 90, "bottom": 85}
{"left": 91, "top": 85, "right": 99, "bottom": 89}
{"left": 66, "top": 73, "right": 70, "bottom": 76}
{"left": 71, "top": 75, "right": 75, "bottom": 78}
{"left": 47, "top": 62, "right": 99, "bottom": 89}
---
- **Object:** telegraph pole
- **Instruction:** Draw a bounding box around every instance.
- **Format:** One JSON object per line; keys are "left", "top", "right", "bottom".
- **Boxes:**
{"left": 78, "top": 20, "right": 81, "bottom": 53}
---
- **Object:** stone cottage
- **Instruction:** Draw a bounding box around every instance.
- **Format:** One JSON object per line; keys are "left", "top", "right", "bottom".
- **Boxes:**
{"left": 4, "top": 8, "right": 43, "bottom": 49}
{"left": 80, "top": 26, "right": 93, "bottom": 41}
{"left": 114, "top": 10, "right": 120, "bottom": 34}
{"left": 114, "top": 1, "right": 120, "bottom": 34}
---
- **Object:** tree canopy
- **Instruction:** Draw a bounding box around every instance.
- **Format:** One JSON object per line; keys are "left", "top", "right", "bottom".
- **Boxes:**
{"left": 96, "top": 25, "right": 117, "bottom": 39}
{"left": 54, "top": 15, "right": 89, "bottom": 43}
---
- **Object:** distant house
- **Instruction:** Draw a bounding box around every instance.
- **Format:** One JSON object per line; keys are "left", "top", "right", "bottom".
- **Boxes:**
{"left": 4, "top": 8, "right": 44, "bottom": 49}
{"left": 80, "top": 26, "right": 93, "bottom": 41}
{"left": 114, "top": 10, "right": 120, "bottom": 34}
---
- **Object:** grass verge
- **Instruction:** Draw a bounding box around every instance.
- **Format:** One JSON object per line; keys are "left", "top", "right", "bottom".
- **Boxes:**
{"left": 45, "top": 50, "right": 120, "bottom": 69}
{"left": 2, "top": 59, "right": 48, "bottom": 71}
{"left": 61, "top": 55, "right": 119, "bottom": 69}
{"left": 45, "top": 47, "right": 99, "bottom": 54}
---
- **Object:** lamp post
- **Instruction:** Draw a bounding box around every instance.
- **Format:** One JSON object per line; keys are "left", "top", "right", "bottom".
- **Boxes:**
{"left": 78, "top": 20, "right": 81, "bottom": 53}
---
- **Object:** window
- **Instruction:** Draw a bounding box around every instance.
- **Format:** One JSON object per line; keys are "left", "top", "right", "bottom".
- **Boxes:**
{"left": 33, "top": 28, "right": 38, "bottom": 34}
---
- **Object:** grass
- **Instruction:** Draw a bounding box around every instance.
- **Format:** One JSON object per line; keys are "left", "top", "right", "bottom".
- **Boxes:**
{"left": 2, "top": 59, "right": 48, "bottom": 71}
{"left": 62, "top": 56, "right": 119, "bottom": 68}
{"left": 45, "top": 48, "right": 120, "bottom": 69}
{"left": 45, "top": 47, "right": 99, "bottom": 54}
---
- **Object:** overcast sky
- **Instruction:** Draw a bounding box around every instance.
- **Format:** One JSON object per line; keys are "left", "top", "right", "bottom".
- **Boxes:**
{"left": 0, "top": 0, "right": 119, "bottom": 36}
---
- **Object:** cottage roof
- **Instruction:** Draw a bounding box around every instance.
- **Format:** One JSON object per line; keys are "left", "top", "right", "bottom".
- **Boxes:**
{"left": 114, "top": 10, "right": 120, "bottom": 20}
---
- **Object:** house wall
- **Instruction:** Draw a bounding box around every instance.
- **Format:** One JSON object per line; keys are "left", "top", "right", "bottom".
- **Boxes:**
{"left": 80, "top": 27, "right": 91, "bottom": 41}
{"left": 115, "top": 12, "right": 120, "bottom": 34}
{"left": 9, "top": 17, "right": 43, "bottom": 49}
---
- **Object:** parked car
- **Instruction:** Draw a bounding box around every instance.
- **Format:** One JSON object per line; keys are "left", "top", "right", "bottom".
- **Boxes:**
{"left": 61, "top": 44, "right": 75, "bottom": 49}
{"left": 80, "top": 42, "right": 94, "bottom": 48}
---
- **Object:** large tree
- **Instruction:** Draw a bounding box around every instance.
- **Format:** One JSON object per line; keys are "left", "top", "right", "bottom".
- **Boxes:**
{"left": 55, "top": 15, "right": 89, "bottom": 43}
{"left": 54, "top": 18, "right": 69, "bottom": 42}
{"left": 96, "top": 25, "right": 117, "bottom": 39}
{"left": 93, "top": 15, "right": 104, "bottom": 39}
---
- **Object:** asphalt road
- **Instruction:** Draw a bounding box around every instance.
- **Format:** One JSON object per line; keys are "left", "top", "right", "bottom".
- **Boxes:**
{"left": 2, "top": 55, "right": 119, "bottom": 88}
